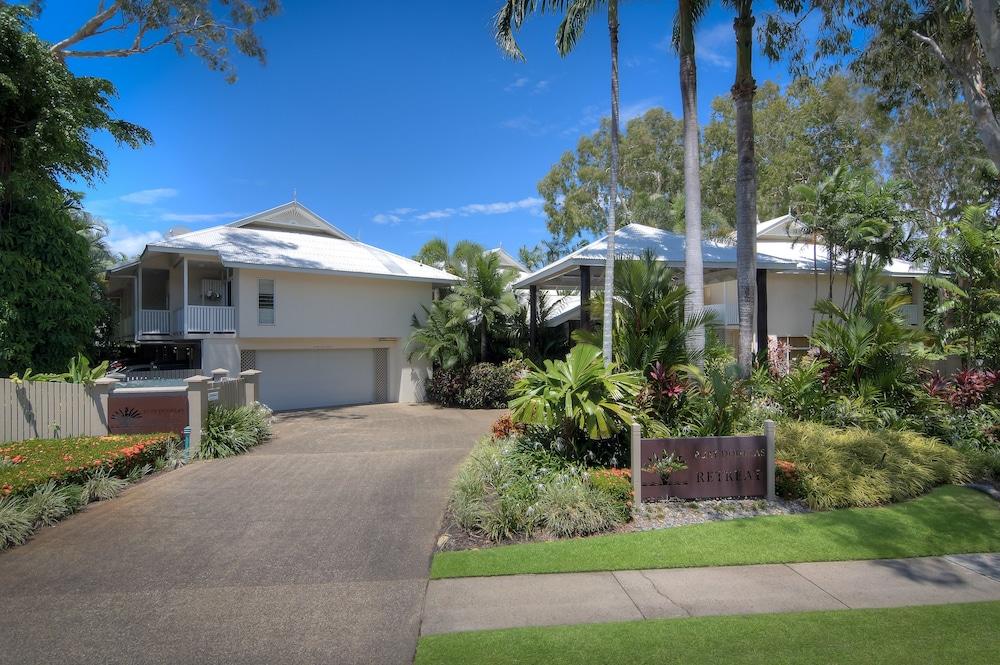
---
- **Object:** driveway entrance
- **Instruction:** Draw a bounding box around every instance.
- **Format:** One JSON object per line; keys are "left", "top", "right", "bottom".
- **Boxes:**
{"left": 0, "top": 404, "right": 501, "bottom": 665}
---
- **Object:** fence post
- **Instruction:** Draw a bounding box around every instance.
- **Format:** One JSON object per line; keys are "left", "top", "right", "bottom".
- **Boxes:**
{"left": 764, "top": 419, "right": 776, "bottom": 501}
{"left": 631, "top": 422, "right": 642, "bottom": 508}
{"left": 210, "top": 367, "right": 229, "bottom": 383}
{"left": 92, "top": 377, "right": 119, "bottom": 435}
{"left": 239, "top": 369, "right": 261, "bottom": 406}
{"left": 185, "top": 375, "right": 210, "bottom": 457}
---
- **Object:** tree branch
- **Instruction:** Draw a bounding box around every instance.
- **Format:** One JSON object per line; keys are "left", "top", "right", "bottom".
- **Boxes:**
{"left": 970, "top": 0, "right": 1000, "bottom": 73}
{"left": 49, "top": 1, "right": 122, "bottom": 59}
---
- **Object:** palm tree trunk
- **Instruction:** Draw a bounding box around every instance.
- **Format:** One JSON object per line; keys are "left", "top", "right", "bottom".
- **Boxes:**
{"left": 679, "top": 0, "right": 705, "bottom": 365}
{"left": 603, "top": 0, "right": 620, "bottom": 367}
{"left": 480, "top": 322, "right": 488, "bottom": 362}
{"left": 733, "top": 1, "right": 757, "bottom": 377}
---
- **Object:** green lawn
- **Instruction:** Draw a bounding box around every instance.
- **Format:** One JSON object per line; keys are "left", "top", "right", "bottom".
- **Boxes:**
{"left": 432, "top": 486, "right": 1000, "bottom": 579}
{"left": 415, "top": 601, "right": 1000, "bottom": 665}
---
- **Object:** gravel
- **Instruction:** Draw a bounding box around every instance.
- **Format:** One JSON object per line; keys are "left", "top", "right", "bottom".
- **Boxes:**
{"left": 632, "top": 497, "right": 811, "bottom": 530}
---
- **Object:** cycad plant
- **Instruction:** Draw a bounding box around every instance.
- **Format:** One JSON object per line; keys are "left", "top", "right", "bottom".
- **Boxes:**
{"left": 574, "top": 250, "right": 710, "bottom": 373}
{"left": 510, "top": 344, "right": 643, "bottom": 444}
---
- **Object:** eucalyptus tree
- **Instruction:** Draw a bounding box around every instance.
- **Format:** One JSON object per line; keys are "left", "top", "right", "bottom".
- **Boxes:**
{"left": 673, "top": 0, "right": 709, "bottom": 365}
{"left": 727, "top": 0, "right": 759, "bottom": 376}
{"left": 494, "top": 0, "right": 622, "bottom": 366}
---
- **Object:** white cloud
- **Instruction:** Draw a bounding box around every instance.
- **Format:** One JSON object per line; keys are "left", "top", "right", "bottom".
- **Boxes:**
{"left": 694, "top": 22, "right": 735, "bottom": 69}
{"left": 504, "top": 76, "right": 530, "bottom": 92}
{"left": 533, "top": 80, "right": 550, "bottom": 93}
{"left": 372, "top": 212, "right": 401, "bottom": 224}
{"left": 104, "top": 222, "right": 163, "bottom": 256}
{"left": 415, "top": 198, "right": 542, "bottom": 221}
{"left": 415, "top": 209, "right": 456, "bottom": 221}
{"left": 390, "top": 207, "right": 416, "bottom": 215}
{"left": 161, "top": 211, "right": 244, "bottom": 223}
{"left": 621, "top": 97, "right": 661, "bottom": 121}
{"left": 119, "top": 188, "right": 179, "bottom": 205}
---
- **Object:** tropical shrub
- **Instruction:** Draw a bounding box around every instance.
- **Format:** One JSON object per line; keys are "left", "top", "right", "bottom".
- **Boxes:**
{"left": 460, "top": 361, "right": 521, "bottom": 409}
{"left": 199, "top": 402, "right": 273, "bottom": 459}
{"left": 490, "top": 414, "right": 524, "bottom": 440}
{"left": 510, "top": 344, "right": 643, "bottom": 445}
{"left": 424, "top": 366, "right": 467, "bottom": 406}
{"left": 8, "top": 353, "right": 109, "bottom": 385}
{"left": 449, "top": 436, "right": 630, "bottom": 542}
{"left": 407, "top": 299, "right": 473, "bottom": 371}
{"left": 22, "top": 481, "right": 76, "bottom": 526}
{"left": 0, "top": 496, "right": 33, "bottom": 550}
{"left": 589, "top": 468, "right": 632, "bottom": 517}
{"left": 776, "top": 421, "right": 970, "bottom": 510}
{"left": 0, "top": 433, "right": 174, "bottom": 497}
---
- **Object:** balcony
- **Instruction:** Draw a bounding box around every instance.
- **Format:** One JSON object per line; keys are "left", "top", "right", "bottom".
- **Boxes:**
{"left": 175, "top": 305, "right": 236, "bottom": 334}
{"left": 704, "top": 302, "right": 738, "bottom": 326}
{"left": 139, "top": 309, "right": 171, "bottom": 334}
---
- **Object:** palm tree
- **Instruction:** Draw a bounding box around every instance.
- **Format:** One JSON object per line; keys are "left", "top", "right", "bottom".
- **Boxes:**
{"left": 413, "top": 237, "right": 486, "bottom": 277}
{"left": 673, "top": 0, "right": 709, "bottom": 365}
{"left": 450, "top": 253, "right": 520, "bottom": 361}
{"left": 727, "top": 0, "right": 758, "bottom": 376}
{"left": 494, "top": 0, "right": 621, "bottom": 367}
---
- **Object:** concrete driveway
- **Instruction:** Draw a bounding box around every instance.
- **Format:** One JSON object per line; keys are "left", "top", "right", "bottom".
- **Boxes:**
{"left": 0, "top": 403, "right": 501, "bottom": 665}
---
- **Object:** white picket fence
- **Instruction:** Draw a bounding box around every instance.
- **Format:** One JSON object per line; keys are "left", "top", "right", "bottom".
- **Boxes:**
{"left": 208, "top": 376, "right": 246, "bottom": 409}
{"left": 1, "top": 379, "right": 107, "bottom": 442}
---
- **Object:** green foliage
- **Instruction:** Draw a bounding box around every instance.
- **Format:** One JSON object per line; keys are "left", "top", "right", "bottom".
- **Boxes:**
{"left": 0, "top": 496, "right": 33, "bottom": 550}
{"left": 10, "top": 353, "right": 110, "bottom": 385}
{"left": 677, "top": 363, "right": 749, "bottom": 436}
{"left": 0, "top": 6, "right": 151, "bottom": 374}
{"left": 574, "top": 251, "right": 708, "bottom": 374}
{"left": 424, "top": 362, "right": 522, "bottom": 409}
{"left": 408, "top": 300, "right": 473, "bottom": 371}
{"left": 0, "top": 433, "right": 174, "bottom": 497}
{"left": 450, "top": 437, "right": 629, "bottom": 542}
{"left": 199, "top": 403, "right": 273, "bottom": 459}
{"left": 510, "top": 344, "right": 643, "bottom": 443}
{"left": 81, "top": 468, "right": 128, "bottom": 502}
{"left": 22, "top": 480, "right": 76, "bottom": 526}
{"left": 776, "top": 421, "right": 970, "bottom": 510}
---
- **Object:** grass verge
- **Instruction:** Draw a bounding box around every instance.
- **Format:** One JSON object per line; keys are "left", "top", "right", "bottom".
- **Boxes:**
{"left": 431, "top": 486, "right": 1000, "bottom": 579}
{"left": 415, "top": 601, "right": 1000, "bottom": 665}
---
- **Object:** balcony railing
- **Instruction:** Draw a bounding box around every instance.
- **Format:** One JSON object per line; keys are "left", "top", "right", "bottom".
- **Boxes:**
{"left": 139, "top": 309, "right": 171, "bottom": 334}
{"left": 704, "top": 302, "right": 738, "bottom": 326}
{"left": 175, "top": 305, "right": 236, "bottom": 334}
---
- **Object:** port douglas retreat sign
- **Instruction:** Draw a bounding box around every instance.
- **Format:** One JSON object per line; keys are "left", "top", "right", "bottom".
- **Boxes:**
{"left": 630, "top": 421, "right": 776, "bottom": 503}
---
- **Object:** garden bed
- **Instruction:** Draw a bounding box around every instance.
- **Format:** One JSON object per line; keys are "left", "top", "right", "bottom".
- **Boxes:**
{"left": 1, "top": 433, "right": 175, "bottom": 497}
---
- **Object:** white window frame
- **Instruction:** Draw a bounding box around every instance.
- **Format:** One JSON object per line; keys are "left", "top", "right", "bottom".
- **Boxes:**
{"left": 258, "top": 278, "right": 275, "bottom": 326}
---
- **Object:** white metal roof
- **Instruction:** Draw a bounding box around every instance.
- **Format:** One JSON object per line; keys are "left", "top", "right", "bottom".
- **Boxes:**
{"left": 513, "top": 223, "right": 798, "bottom": 289}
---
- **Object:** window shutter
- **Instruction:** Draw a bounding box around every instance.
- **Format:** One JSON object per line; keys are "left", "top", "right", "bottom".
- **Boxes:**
{"left": 258, "top": 279, "right": 275, "bottom": 325}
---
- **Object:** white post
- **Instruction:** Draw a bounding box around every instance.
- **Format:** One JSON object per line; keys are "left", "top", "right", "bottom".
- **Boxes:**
{"left": 182, "top": 256, "right": 189, "bottom": 336}
{"left": 239, "top": 369, "right": 261, "bottom": 406}
{"left": 764, "top": 419, "right": 776, "bottom": 501}
{"left": 185, "top": 375, "right": 210, "bottom": 457}
{"left": 631, "top": 422, "right": 642, "bottom": 508}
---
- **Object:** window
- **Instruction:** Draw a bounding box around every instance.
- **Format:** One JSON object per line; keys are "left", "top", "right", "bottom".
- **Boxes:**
{"left": 258, "top": 279, "right": 275, "bottom": 325}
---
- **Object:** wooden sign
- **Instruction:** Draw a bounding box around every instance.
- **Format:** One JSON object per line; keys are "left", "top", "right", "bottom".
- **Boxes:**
{"left": 631, "top": 422, "right": 775, "bottom": 503}
{"left": 108, "top": 393, "right": 189, "bottom": 435}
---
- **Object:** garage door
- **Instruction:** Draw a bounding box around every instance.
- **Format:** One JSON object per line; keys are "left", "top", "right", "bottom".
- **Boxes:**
{"left": 255, "top": 349, "right": 378, "bottom": 411}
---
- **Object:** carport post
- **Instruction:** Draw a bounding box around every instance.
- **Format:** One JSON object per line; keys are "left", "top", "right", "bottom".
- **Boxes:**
{"left": 184, "top": 375, "right": 210, "bottom": 457}
{"left": 528, "top": 285, "right": 538, "bottom": 351}
{"left": 239, "top": 369, "right": 262, "bottom": 406}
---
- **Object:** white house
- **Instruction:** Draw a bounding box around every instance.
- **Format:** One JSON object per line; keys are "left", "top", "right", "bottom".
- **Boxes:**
{"left": 106, "top": 201, "right": 459, "bottom": 411}
{"left": 515, "top": 215, "right": 928, "bottom": 360}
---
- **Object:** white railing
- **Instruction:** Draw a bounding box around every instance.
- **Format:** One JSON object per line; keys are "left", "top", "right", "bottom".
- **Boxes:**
{"left": 185, "top": 305, "right": 236, "bottom": 333}
{"left": 139, "top": 309, "right": 171, "bottom": 334}
{"left": 900, "top": 303, "right": 922, "bottom": 327}
{"left": 704, "top": 302, "right": 738, "bottom": 326}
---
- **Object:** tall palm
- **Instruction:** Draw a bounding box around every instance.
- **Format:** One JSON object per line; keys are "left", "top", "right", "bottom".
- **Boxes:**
{"left": 673, "top": 0, "right": 709, "bottom": 365}
{"left": 495, "top": 0, "right": 620, "bottom": 367}
{"left": 727, "top": 0, "right": 758, "bottom": 376}
{"left": 413, "top": 237, "right": 485, "bottom": 277}
{"left": 450, "top": 253, "right": 520, "bottom": 361}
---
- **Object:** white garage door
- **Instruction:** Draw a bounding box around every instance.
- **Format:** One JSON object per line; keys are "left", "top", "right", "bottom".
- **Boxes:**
{"left": 256, "top": 349, "right": 377, "bottom": 411}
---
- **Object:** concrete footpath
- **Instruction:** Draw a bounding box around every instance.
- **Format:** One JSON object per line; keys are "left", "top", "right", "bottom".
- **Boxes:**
{"left": 421, "top": 553, "right": 1000, "bottom": 635}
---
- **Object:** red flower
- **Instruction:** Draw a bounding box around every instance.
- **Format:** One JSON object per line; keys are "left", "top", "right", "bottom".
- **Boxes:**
{"left": 10, "top": 455, "right": 25, "bottom": 464}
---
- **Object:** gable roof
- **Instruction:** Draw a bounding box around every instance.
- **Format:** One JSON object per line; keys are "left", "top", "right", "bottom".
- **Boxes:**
{"left": 227, "top": 201, "right": 354, "bottom": 240}
{"left": 485, "top": 247, "right": 528, "bottom": 273}
{"left": 112, "top": 202, "right": 458, "bottom": 285}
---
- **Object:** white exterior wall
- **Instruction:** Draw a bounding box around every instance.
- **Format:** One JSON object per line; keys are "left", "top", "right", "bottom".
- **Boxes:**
{"left": 202, "top": 338, "right": 241, "bottom": 377}
{"left": 234, "top": 268, "right": 434, "bottom": 403}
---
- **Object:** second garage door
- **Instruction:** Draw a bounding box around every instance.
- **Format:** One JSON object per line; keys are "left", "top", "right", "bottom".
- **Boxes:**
{"left": 255, "top": 349, "right": 377, "bottom": 411}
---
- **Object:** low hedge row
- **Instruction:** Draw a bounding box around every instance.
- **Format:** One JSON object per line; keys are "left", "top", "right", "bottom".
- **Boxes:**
{"left": 0, "top": 433, "right": 175, "bottom": 497}
{"left": 426, "top": 361, "right": 522, "bottom": 409}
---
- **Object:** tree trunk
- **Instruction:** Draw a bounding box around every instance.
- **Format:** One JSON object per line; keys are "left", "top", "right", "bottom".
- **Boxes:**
{"left": 679, "top": 5, "right": 705, "bottom": 365}
{"left": 971, "top": 0, "right": 1000, "bottom": 73}
{"left": 603, "top": 0, "right": 620, "bottom": 367}
{"left": 733, "top": 1, "right": 758, "bottom": 377}
{"left": 480, "top": 322, "right": 488, "bottom": 362}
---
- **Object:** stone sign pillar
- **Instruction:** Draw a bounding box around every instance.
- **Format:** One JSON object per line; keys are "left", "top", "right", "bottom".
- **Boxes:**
{"left": 239, "top": 369, "right": 262, "bottom": 405}
{"left": 92, "top": 377, "right": 119, "bottom": 436}
{"left": 184, "top": 375, "right": 210, "bottom": 456}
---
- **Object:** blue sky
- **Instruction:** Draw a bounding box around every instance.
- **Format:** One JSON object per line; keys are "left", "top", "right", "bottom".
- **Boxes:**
{"left": 31, "top": 1, "right": 796, "bottom": 259}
